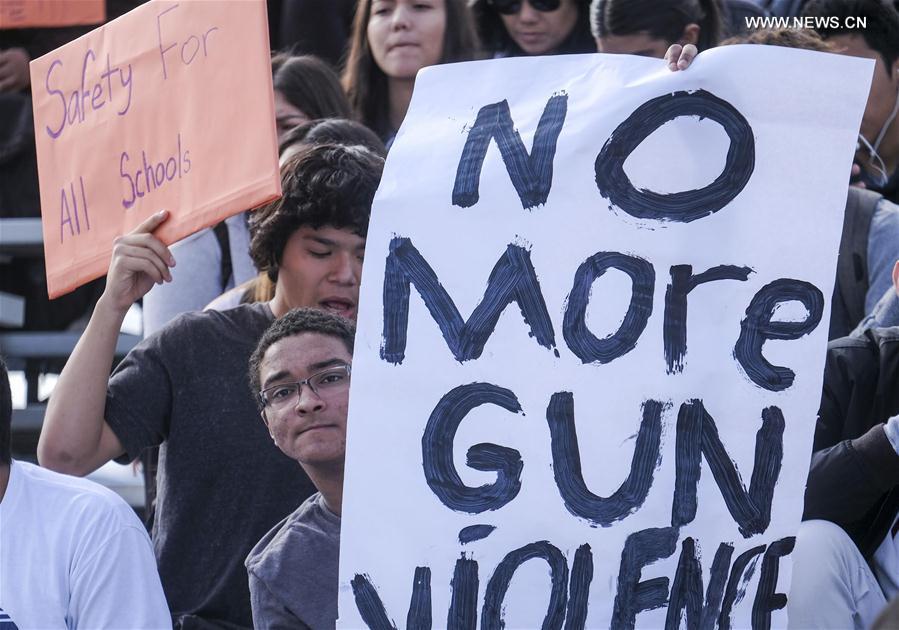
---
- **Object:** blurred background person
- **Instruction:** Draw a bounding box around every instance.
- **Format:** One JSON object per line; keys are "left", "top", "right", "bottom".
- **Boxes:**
{"left": 343, "top": 0, "right": 479, "bottom": 144}
{"left": 469, "top": 0, "right": 596, "bottom": 58}
{"left": 592, "top": 0, "right": 724, "bottom": 57}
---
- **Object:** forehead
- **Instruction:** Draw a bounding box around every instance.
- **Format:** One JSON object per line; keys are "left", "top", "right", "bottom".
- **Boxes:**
{"left": 828, "top": 34, "right": 882, "bottom": 63}
{"left": 260, "top": 332, "right": 351, "bottom": 377}
{"left": 597, "top": 32, "right": 669, "bottom": 57}
{"left": 286, "top": 225, "right": 366, "bottom": 249}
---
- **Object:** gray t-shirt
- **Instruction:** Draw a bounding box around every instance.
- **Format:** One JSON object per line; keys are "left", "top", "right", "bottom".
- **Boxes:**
{"left": 105, "top": 303, "right": 317, "bottom": 627}
{"left": 246, "top": 492, "right": 341, "bottom": 630}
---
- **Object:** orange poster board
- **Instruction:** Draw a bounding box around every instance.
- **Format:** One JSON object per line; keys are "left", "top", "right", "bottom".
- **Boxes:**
{"left": 1, "top": 0, "right": 104, "bottom": 29}
{"left": 30, "top": 0, "right": 280, "bottom": 298}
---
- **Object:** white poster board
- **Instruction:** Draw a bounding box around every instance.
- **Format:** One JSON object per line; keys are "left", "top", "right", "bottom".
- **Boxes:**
{"left": 339, "top": 46, "right": 872, "bottom": 629}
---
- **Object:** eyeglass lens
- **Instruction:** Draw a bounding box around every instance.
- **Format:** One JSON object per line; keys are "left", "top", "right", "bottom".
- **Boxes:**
{"left": 490, "top": 0, "right": 562, "bottom": 15}
{"left": 262, "top": 366, "right": 350, "bottom": 408}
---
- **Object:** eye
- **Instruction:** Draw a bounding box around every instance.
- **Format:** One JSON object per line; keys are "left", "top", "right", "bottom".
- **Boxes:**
{"left": 371, "top": 2, "right": 393, "bottom": 15}
{"left": 308, "top": 249, "right": 332, "bottom": 259}
{"left": 315, "top": 370, "right": 348, "bottom": 387}
{"left": 269, "top": 385, "right": 297, "bottom": 401}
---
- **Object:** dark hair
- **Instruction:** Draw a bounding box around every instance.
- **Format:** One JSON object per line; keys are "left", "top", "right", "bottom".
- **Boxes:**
{"left": 471, "top": 0, "right": 596, "bottom": 57}
{"left": 591, "top": 0, "right": 723, "bottom": 52}
{"left": 722, "top": 27, "right": 834, "bottom": 52}
{"left": 343, "top": 0, "right": 479, "bottom": 139}
{"left": 802, "top": 0, "right": 899, "bottom": 72}
{"left": 271, "top": 53, "right": 353, "bottom": 120}
{"left": 249, "top": 143, "right": 384, "bottom": 283}
{"left": 0, "top": 356, "right": 11, "bottom": 466}
{"left": 279, "top": 118, "right": 388, "bottom": 157}
{"left": 248, "top": 307, "right": 356, "bottom": 399}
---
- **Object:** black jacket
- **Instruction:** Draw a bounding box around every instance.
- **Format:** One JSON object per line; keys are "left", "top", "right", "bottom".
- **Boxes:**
{"left": 804, "top": 327, "right": 899, "bottom": 559}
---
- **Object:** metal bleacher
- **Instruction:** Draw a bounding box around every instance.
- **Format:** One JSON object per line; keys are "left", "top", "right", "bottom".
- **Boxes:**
{"left": 0, "top": 217, "right": 140, "bottom": 435}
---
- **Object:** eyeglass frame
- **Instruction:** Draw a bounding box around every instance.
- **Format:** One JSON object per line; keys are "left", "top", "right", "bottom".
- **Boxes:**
{"left": 486, "top": 0, "right": 562, "bottom": 16}
{"left": 258, "top": 363, "right": 352, "bottom": 413}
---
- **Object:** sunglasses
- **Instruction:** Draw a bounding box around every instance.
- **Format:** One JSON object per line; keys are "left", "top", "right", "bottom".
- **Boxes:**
{"left": 487, "top": 0, "right": 562, "bottom": 15}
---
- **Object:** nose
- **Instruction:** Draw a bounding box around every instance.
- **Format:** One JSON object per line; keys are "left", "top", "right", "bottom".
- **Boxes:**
{"left": 295, "top": 383, "right": 324, "bottom": 415}
{"left": 391, "top": 4, "right": 412, "bottom": 30}
{"left": 330, "top": 251, "right": 361, "bottom": 286}
{"left": 518, "top": 0, "right": 540, "bottom": 22}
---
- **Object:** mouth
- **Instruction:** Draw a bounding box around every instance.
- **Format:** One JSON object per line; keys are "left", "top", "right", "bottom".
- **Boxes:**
{"left": 298, "top": 424, "right": 338, "bottom": 436}
{"left": 320, "top": 298, "right": 356, "bottom": 319}
{"left": 517, "top": 32, "right": 545, "bottom": 43}
{"left": 389, "top": 42, "right": 419, "bottom": 52}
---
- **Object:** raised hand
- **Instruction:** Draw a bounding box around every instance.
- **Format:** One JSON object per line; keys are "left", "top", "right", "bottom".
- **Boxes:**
{"left": 102, "top": 210, "right": 176, "bottom": 313}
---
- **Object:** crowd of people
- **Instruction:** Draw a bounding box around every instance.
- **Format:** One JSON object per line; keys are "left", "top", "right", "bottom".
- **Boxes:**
{"left": 1, "top": 0, "right": 899, "bottom": 628}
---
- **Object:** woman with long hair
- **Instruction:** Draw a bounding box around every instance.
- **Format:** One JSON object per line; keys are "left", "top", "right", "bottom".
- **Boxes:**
{"left": 342, "top": 0, "right": 479, "bottom": 143}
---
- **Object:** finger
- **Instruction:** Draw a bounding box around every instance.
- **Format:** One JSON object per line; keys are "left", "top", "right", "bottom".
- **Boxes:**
{"left": 122, "top": 231, "right": 176, "bottom": 268}
{"left": 0, "top": 76, "right": 14, "bottom": 93}
{"left": 677, "top": 44, "right": 698, "bottom": 70}
{"left": 132, "top": 209, "right": 170, "bottom": 236}
{"left": 116, "top": 251, "right": 167, "bottom": 285}
{"left": 113, "top": 242, "right": 172, "bottom": 282}
{"left": 665, "top": 44, "right": 683, "bottom": 71}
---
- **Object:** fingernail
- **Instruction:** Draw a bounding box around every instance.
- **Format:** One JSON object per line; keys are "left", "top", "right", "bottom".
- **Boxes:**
{"left": 169, "top": 257, "right": 176, "bottom": 266}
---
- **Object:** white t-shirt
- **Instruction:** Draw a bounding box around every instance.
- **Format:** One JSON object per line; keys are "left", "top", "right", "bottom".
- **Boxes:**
{"left": 0, "top": 460, "right": 171, "bottom": 629}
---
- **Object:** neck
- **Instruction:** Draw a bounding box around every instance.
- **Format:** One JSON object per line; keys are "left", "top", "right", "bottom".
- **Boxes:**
{"left": 268, "top": 290, "right": 288, "bottom": 319}
{"left": 303, "top": 461, "right": 344, "bottom": 516}
{"left": 0, "top": 463, "right": 9, "bottom": 503}
{"left": 388, "top": 77, "right": 415, "bottom": 134}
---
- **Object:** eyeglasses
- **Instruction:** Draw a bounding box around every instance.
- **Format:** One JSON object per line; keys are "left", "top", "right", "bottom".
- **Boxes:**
{"left": 487, "top": 0, "right": 561, "bottom": 15}
{"left": 259, "top": 364, "right": 352, "bottom": 410}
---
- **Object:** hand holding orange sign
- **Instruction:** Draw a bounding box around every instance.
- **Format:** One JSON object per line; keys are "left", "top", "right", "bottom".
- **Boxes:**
{"left": 30, "top": 0, "right": 280, "bottom": 298}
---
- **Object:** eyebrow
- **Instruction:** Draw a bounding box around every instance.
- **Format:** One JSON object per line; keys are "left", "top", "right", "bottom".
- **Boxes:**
{"left": 262, "top": 358, "right": 348, "bottom": 388}
{"left": 303, "top": 234, "right": 365, "bottom": 251}
{"left": 304, "top": 235, "right": 337, "bottom": 247}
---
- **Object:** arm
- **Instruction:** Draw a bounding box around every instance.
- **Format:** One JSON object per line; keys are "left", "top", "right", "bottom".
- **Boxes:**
{"left": 803, "top": 339, "right": 899, "bottom": 525}
{"left": 70, "top": 523, "right": 173, "bottom": 629}
{"left": 38, "top": 211, "right": 175, "bottom": 475}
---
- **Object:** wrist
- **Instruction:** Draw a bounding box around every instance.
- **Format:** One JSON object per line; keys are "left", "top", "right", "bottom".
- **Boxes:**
{"left": 95, "top": 293, "right": 132, "bottom": 324}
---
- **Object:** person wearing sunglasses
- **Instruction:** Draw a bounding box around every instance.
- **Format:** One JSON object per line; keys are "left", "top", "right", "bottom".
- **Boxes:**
{"left": 245, "top": 308, "right": 355, "bottom": 630}
{"left": 470, "top": 0, "right": 596, "bottom": 57}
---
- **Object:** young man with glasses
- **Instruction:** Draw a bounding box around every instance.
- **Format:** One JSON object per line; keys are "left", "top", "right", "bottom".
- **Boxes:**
{"left": 37, "top": 144, "right": 383, "bottom": 628}
{"left": 245, "top": 308, "right": 354, "bottom": 629}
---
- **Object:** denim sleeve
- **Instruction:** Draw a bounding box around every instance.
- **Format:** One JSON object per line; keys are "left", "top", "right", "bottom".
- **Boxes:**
{"left": 866, "top": 198, "right": 899, "bottom": 313}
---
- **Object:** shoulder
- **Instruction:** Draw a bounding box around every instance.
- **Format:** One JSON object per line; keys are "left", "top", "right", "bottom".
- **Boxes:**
{"left": 147, "top": 302, "right": 274, "bottom": 350}
{"left": 871, "top": 196, "right": 899, "bottom": 233}
{"left": 12, "top": 462, "right": 140, "bottom": 527}
{"left": 246, "top": 493, "right": 336, "bottom": 580}
{"left": 826, "top": 327, "right": 899, "bottom": 387}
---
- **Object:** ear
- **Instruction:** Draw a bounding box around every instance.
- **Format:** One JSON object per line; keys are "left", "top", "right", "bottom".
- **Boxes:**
{"left": 679, "top": 23, "right": 700, "bottom": 46}
{"left": 893, "top": 260, "right": 899, "bottom": 296}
